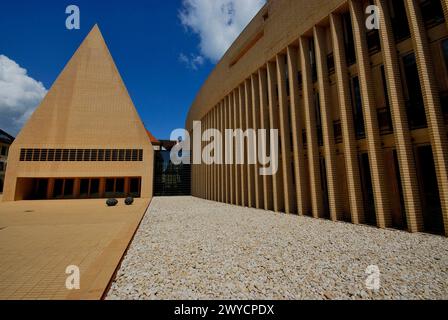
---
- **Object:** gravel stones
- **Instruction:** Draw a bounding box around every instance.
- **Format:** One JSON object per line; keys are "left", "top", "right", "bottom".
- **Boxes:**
{"left": 106, "top": 196, "right": 448, "bottom": 300}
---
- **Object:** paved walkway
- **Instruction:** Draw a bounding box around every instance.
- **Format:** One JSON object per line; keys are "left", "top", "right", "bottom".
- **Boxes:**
{"left": 0, "top": 197, "right": 149, "bottom": 300}
{"left": 107, "top": 196, "right": 448, "bottom": 300}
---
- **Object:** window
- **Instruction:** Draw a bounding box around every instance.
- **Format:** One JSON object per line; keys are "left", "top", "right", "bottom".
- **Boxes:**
{"left": 53, "top": 179, "right": 64, "bottom": 198}
{"left": 0, "top": 146, "right": 7, "bottom": 156}
{"left": 130, "top": 178, "right": 141, "bottom": 197}
{"left": 48, "top": 149, "right": 55, "bottom": 161}
{"left": 32, "top": 149, "right": 40, "bottom": 161}
{"left": 419, "top": 0, "right": 445, "bottom": 28}
{"left": 106, "top": 179, "right": 115, "bottom": 194}
{"left": 89, "top": 179, "right": 100, "bottom": 198}
{"left": 389, "top": 0, "right": 411, "bottom": 43}
{"left": 442, "top": 39, "right": 448, "bottom": 72}
{"left": 80, "top": 179, "right": 89, "bottom": 197}
{"left": 367, "top": 29, "right": 381, "bottom": 54}
{"left": 314, "top": 92, "right": 323, "bottom": 146}
{"left": 18, "top": 149, "right": 144, "bottom": 162}
{"left": 0, "top": 161, "right": 4, "bottom": 171}
{"left": 64, "top": 179, "right": 74, "bottom": 197}
{"left": 309, "top": 38, "right": 317, "bottom": 83}
{"left": 342, "top": 12, "right": 356, "bottom": 66}
{"left": 333, "top": 120, "right": 342, "bottom": 144}
{"left": 69, "top": 149, "right": 76, "bottom": 161}
{"left": 327, "top": 53, "right": 335, "bottom": 74}
{"left": 351, "top": 76, "right": 365, "bottom": 139}
{"left": 403, "top": 53, "right": 427, "bottom": 129}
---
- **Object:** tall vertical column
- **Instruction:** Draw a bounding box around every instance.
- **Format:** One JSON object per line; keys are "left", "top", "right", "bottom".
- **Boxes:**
{"left": 206, "top": 111, "right": 211, "bottom": 200}
{"left": 224, "top": 96, "right": 229, "bottom": 203}
{"left": 299, "top": 36, "right": 323, "bottom": 218}
{"left": 330, "top": 13, "right": 365, "bottom": 224}
{"left": 259, "top": 68, "right": 274, "bottom": 210}
{"left": 287, "top": 46, "right": 309, "bottom": 216}
{"left": 405, "top": 0, "right": 448, "bottom": 235}
{"left": 201, "top": 115, "right": 205, "bottom": 199}
{"left": 267, "top": 61, "right": 285, "bottom": 212}
{"left": 215, "top": 101, "right": 222, "bottom": 202}
{"left": 234, "top": 88, "right": 241, "bottom": 206}
{"left": 313, "top": 26, "right": 343, "bottom": 221}
{"left": 251, "top": 73, "right": 263, "bottom": 209}
{"left": 239, "top": 84, "right": 248, "bottom": 207}
{"left": 228, "top": 94, "right": 235, "bottom": 205}
{"left": 276, "top": 54, "right": 296, "bottom": 214}
{"left": 375, "top": 0, "right": 423, "bottom": 232}
{"left": 218, "top": 101, "right": 224, "bottom": 202}
{"left": 349, "top": 0, "right": 392, "bottom": 228}
{"left": 212, "top": 106, "right": 217, "bottom": 201}
{"left": 245, "top": 78, "right": 255, "bottom": 208}
{"left": 220, "top": 99, "right": 225, "bottom": 202}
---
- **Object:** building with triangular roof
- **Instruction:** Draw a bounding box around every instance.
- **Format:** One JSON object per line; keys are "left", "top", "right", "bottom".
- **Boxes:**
{"left": 2, "top": 25, "right": 154, "bottom": 201}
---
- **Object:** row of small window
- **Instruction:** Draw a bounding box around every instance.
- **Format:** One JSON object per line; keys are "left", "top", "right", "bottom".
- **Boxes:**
{"left": 19, "top": 149, "right": 143, "bottom": 162}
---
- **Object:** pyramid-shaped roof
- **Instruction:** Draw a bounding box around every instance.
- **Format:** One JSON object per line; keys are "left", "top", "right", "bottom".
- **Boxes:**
{"left": 14, "top": 25, "right": 150, "bottom": 148}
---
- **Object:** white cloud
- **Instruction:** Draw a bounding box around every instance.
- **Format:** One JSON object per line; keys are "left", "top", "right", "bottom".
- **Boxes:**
{"left": 179, "top": 0, "right": 266, "bottom": 63}
{"left": 0, "top": 54, "right": 47, "bottom": 135}
{"left": 179, "top": 52, "right": 205, "bottom": 70}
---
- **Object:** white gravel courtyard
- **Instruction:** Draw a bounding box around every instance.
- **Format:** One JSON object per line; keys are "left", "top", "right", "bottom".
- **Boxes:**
{"left": 107, "top": 196, "right": 448, "bottom": 300}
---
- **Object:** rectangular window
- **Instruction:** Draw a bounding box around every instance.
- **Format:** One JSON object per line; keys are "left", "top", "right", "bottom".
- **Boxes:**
{"left": 89, "top": 179, "right": 100, "bottom": 198}
{"left": 25, "top": 149, "right": 33, "bottom": 161}
{"left": 64, "top": 179, "right": 74, "bottom": 197}
{"left": 327, "top": 53, "right": 335, "bottom": 74}
{"left": 129, "top": 177, "right": 141, "bottom": 197}
{"left": 105, "top": 149, "right": 111, "bottom": 161}
{"left": 53, "top": 179, "right": 64, "bottom": 198}
{"left": 442, "top": 38, "right": 448, "bottom": 72}
{"left": 91, "top": 149, "right": 98, "bottom": 162}
{"left": 76, "top": 149, "right": 84, "bottom": 161}
{"left": 62, "top": 149, "right": 69, "bottom": 161}
{"left": 112, "top": 150, "right": 118, "bottom": 161}
{"left": 138, "top": 150, "right": 143, "bottom": 161}
{"left": 125, "top": 149, "right": 132, "bottom": 161}
{"left": 105, "top": 178, "right": 115, "bottom": 194}
{"left": 69, "top": 149, "right": 76, "bottom": 161}
{"left": 48, "top": 149, "right": 55, "bottom": 161}
{"left": 403, "top": 53, "right": 427, "bottom": 129}
{"left": 83, "top": 149, "right": 91, "bottom": 161}
{"left": 118, "top": 149, "right": 125, "bottom": 161}
{"left": 39, "top": 149, "right": 48, "bottom": 161}
{"left": 389, "top": 0, "right": 411, "bottom": 43}
{"left": 115, "top": 178, "right": 125, "bottom": 195}
{"left": 333, "top": 120, "right": 342, "bottom": 143}
{"left": 80, "top": 179, "right": 89, "bottom": 197}
{"left": 342, "top": 12, "right": 356, "bottom": 66}
{"left": 420, "top": 0, "right": 445, "bottom": 28}
{"left": 366, "top": 29, "right": 381, "bottom": 54}
{"left": 32, "top": 149, "right": 40, "bottom": 161}
{"left": 98, "top": 149, "right": 105, "bottom": 161}
{"left": 351, "top": 76, "right": 365, "bottom": 139}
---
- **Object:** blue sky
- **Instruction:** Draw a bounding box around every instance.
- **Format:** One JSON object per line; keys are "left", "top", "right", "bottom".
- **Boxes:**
{"left": 0, "top": 0, "right": 265, "bottom": 139}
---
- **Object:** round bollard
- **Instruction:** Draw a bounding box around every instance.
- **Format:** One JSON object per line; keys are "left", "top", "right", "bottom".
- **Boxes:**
{"left": 106, "top": 198, "right": 118, "bottom": 207}
{"left": 125, "top": 197, "right": 134, "bottom": 206}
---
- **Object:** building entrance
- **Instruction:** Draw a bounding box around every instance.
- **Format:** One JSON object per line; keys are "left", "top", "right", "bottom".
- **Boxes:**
{"left": 153, "top": 150, "right": 191, "bottom": 196}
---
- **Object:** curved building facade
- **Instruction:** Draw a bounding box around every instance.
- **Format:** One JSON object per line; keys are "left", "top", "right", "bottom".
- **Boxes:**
{"left": 186, "top": 0, "right": 448, "bottom": 235}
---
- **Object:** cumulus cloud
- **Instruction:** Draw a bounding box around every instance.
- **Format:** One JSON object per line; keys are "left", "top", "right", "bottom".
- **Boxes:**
{"left": 179, "top": 0, "right": 266, "bottom": 64}
{"left": 0, "top": 55, "right": 47, "bottom": 136}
